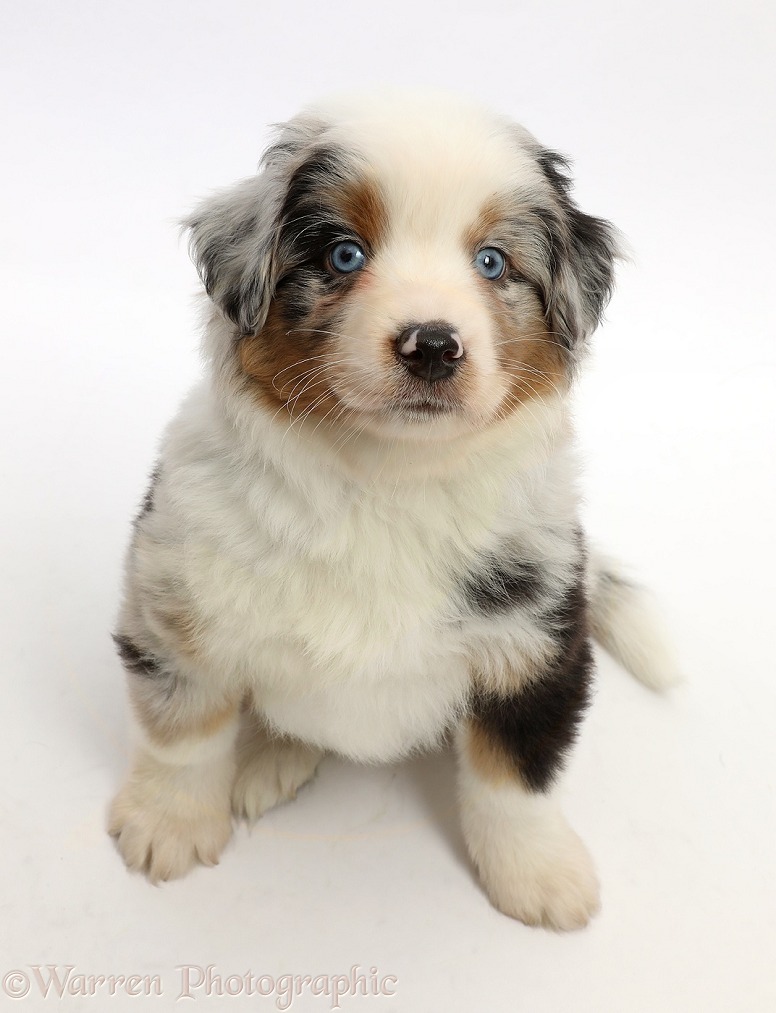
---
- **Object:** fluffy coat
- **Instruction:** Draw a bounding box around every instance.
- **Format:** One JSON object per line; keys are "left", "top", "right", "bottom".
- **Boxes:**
{"left": 109, "top": 93, "right": 677, "bottom": 930}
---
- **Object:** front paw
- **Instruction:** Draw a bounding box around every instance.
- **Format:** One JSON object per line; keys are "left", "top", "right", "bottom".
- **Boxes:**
{"left": 232, "top": 733, "right": 323, "bottom": 822}
{"left": 108, "top": 768, "right": 233, "bottom": 883}
{"left": 476, "top": 819, "right": 600, "bottom": 931}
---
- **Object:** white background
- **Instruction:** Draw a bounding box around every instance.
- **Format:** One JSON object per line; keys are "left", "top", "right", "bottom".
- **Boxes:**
{"left": 1, "top": 1, "right": 775, "bottom": 1010}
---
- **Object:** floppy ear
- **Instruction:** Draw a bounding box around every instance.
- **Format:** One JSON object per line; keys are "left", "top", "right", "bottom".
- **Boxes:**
{"left": 183, "top": 175, "right": 281, "bottom": 336}
{"left": 536, "top": 149, "right": 621, "bottom": 349}
{"left": 183, "top": 116, "right": 327, "bottom": 336}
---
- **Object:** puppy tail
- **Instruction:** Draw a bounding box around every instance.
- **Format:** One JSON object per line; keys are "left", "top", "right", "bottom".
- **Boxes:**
{"left": 587, "top": 552, "right": 682, "bottom": 691}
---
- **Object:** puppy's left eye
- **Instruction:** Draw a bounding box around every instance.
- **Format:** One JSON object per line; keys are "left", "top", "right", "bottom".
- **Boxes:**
{"left": 474, "top": 247, "right": 506, "bottom": 280}
{"left": 329, "top": 241, "right": 366, "bottom": 274}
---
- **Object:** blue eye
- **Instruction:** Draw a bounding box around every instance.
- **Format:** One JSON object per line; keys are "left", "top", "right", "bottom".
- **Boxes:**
{"left": 329, "top": 241, "right": 366, "bottom": 274}
{"left": 475, "top": 247, "right": 506, "bottom": 280}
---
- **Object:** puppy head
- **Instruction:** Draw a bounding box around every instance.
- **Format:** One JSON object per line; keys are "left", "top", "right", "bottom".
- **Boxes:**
{"left": 185, "top": 93, "right": 619, "bottom": 442}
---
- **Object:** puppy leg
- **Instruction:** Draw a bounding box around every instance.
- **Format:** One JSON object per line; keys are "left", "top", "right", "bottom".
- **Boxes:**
{"left": 109, "top": 644, "right": 239, "bottom": 883}
{"left": 457, "top": 619, "right": 598, "bottom": 930}
{"left": 232, "top": 709, "right": 324, "bottom": 822}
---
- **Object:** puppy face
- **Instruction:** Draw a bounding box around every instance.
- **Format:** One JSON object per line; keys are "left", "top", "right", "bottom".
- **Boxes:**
{"left": 186, "top": 95, "right": 619, "bottom": 441}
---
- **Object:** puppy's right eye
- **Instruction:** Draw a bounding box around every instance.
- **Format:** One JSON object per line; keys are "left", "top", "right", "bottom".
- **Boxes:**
{"left": 329, "top": 241, "right": 366, "bottom": 274}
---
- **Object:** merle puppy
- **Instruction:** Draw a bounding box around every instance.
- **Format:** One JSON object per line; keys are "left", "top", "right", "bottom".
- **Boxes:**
{"left": 109, "top": 92, "right": 677, "bottom": 930}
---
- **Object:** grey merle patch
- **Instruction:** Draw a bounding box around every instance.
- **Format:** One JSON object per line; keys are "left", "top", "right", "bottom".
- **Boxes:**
{"left": 462, "top": 553, "right": 543, "bottom": 615}
{"left": 113, "top": 634, "right": 163, "bottom": 680}
{"left": 134, "top": 466, "right": 160, "bottom": 526}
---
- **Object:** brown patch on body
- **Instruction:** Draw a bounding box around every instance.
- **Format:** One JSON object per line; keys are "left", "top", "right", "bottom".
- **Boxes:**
{"left": 465, "top": 719, "right": 517, "bottom": 786}
{"left": 152, "top": 604, "right": 203, "bottom": 663}
{"left": 129, "top": 677, "right": 239, "bottom": 748}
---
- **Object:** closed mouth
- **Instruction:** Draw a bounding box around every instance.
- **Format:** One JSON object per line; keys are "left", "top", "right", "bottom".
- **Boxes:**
{"left": 396, "top": 399, "right": 456, "bottom": 416}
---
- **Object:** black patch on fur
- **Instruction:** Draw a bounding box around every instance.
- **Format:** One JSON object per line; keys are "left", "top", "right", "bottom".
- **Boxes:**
{"left": 534, "top": 148, "right": 618, "bottom": 345}
{"left": 536, "top": 150, "right": 574, "bottom": 199}
{"left": 113, "top": 634, "right": 163, "bottom": 680}
{"left": 280, "top": 147, "right": 347, "bottom": 222}
{"left": 223, "top": 281, "right": 257, "bottom": 332}
{"left": 268, "top": 147, "right": 365, "bottom": 329}
{"left": 274, "top": 267, "right": 333, "bottom": 326}
{"left": 469, "top": 576, "right": 593, "bottom": 792}
{"left": 275, "top": 145, "right": 365, "bottom": 299}
{"left": 463, "top": 555, "right": 543, "bottom": 614}
{"left": 541, "top": 572, "right": 589, "bottom": 658}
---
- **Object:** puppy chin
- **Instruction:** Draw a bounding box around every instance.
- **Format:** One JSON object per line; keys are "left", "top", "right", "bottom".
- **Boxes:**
{"left": 368, "top": 408, "right": 473, "bottom": 443}
{"left": 331, "top": 389, "right": 494, "bottom": 443}
{"left": 326, "top": 363, "right": 514, "bottom": 443}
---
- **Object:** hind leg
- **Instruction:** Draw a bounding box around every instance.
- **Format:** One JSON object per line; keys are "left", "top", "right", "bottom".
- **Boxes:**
{"left": 232, "top": 709, "right": 324, "bottom": 822}
{"left": 457, "top": 581, "right": 599, "bottom": 930}
{"left": 108, "top": 637, "right": 239, "bottom": 882}
{"left": 457, "top": 720, "right": 599, "bottom": 930}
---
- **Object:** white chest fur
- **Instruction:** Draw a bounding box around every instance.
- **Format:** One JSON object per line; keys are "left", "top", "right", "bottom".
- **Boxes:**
{"left": 151, "top": 387, "right": 575, "bottom": 761}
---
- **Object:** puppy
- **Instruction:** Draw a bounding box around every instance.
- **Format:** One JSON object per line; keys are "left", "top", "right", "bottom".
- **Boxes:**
{"left": 109, "top": 92, "right": 677, "bottom": 930}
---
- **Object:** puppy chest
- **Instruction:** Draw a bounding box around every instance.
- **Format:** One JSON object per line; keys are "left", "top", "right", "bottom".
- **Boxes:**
{"left": 220, "top": 509, "right": 475, "bottom": 760}
{"left": 256, "top": 642, "right": 470, "bottom": 761}
{"left": 246, "top": 522, "right": 463, "bottom": 673}
{"left": 199, "top": 483, "right": 496, "bottom": 678}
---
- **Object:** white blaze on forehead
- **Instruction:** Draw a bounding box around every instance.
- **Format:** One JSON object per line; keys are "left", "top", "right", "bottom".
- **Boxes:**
{"left": 307, "top": 90, "right": 543, "bottom": 243}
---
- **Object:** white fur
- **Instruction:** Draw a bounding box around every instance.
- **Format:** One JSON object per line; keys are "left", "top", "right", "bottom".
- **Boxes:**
{"left": 311, "top": 101, "right": 543, "bottom": 436}
{"left": 129, "top": 382, "right": 575, "bottom": 760}
{"left": 110, "top": 94, "right": 676, "bottom": 925}
{"left": 109, "top": 738, "right": 236, "bottom": 883}
{"left": 138, "top": 714, "right": 239, "bottom": 768}
{"left": 457, "top": 729, "right": 600, "bottom": 930}
{"left": 588, "top": 553, "right": 683, "bottom": 691}
{"left": 232, "top": 715, "right": 324, "bottom": 822}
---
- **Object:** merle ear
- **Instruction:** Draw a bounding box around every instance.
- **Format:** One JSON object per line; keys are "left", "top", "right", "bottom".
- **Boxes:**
{"left": 183, "top": 174, "right": 281, "bottom": 337}
{"left": 183, "top": 116, "right": 328, "bottom": 336}
{"left": 536, "top": 149, "right": 621, "bottom": 348}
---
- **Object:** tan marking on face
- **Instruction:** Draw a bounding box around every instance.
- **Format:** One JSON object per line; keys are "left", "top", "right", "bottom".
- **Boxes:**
{"left": 239, "top": 298, "right": 345, "bottom": 423}
{"left": 465, "top": 196, "right": 570, "bottom": 418}
{"left": 493, "top": 301, "right": 570, "bottom": 417}
{"left": 238, "top": 172, "right": 388, "bottom": 426}
{"left": 463, "top": 194, "right": 510, "bottom": 254}
{"left": 338, "top": 171, "right": 388, "bottom": 252}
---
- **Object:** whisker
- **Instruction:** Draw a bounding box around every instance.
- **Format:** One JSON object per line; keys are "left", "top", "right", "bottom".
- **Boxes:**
{"left": 492, "top": 332, "right": 574, "bottom": 354}
{"left": 271, "top": 353, "right": 352, "bottom": 390}
{"left": 499, "top": 362, "right": 565, "bottom": 398}
{"left": 271, "top": 354, "right": 331, "bottom": 386}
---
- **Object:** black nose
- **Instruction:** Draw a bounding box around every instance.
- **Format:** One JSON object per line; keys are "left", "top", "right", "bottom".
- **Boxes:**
{"left": 396, "top": 322, "right": 463, "bottom": 382}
